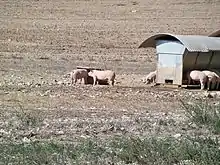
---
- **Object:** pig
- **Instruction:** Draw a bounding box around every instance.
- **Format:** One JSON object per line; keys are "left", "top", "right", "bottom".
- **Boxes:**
{"left": 88, "top": 70, "right": 116, "bottom": 86}
{"left": 187, "top": 70, "right": 208, "bottom": 90}
{"left": 70, "top": 69, "right": 88, "bottom": 85}
{"left": 202, "top": 70, "right": 218, "bottom": 90}
{"left": 142, "top": 70, "right": 157, "bottom": 84}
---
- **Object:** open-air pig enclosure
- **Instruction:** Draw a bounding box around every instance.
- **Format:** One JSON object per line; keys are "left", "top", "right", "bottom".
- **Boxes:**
{"left": 139, "top": 33, "right": 220, "bottom": 90}
{"left": 1, "top": 0, "right": 220, "bottom": 164}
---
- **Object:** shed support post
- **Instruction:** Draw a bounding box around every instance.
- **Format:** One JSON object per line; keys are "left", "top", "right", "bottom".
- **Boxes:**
{"left": 193, "top": 52, "right": 200, "bottom": 70}
{"left": 207, "top": 52, "right": 214, "bottom": 69}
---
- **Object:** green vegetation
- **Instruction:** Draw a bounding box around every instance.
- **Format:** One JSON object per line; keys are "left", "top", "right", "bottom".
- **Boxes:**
{"left": 1, "top": 136, "right": 220, "bottom": 165}
{"left": 1, "top": 100, "right": 220, "bottom": 164}
{"left": 181, "top": 99, "right": 220, "bottom": 134}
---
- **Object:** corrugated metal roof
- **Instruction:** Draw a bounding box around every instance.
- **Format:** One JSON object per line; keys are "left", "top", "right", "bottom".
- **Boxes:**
{"left": 209, "top": 30, "right": 220, "bottom": 37}
{"left": 139, "top": 33, "right": 220, "bottom": 52}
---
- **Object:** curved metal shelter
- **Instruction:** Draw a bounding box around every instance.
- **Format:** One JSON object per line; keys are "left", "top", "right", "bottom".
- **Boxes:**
{"left": 139, "top": 33, "right": 220, "bottom": 52}
{"left": 209, "top": 30, "right": 220, "bottom": 37}
{"left": 139, "top": 33, "right": 220, "bottom": 87}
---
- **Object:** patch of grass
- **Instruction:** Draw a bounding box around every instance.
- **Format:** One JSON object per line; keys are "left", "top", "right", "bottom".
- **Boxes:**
{"left": 13, "top": 104, "right": 41, "bottom": 129}
{"left": 2, "top": 99, "right": 44, "bottom": 141}
{"left": 180, "top": 99, "right": 220, "bottom": 134}
{"left": 1, "top": 136, "right": 220, "bottom": 165}
{"left": 0, "top": 141, "right": 72, "bottom": 165}
{"left": 113, "top": 136, "right": 220, "bottom": 165}
{"left": 0, "top": 139, "right": 115, "bottom": 165}
{"left": 9, "top": 100, "right": 43, "bottom": 129}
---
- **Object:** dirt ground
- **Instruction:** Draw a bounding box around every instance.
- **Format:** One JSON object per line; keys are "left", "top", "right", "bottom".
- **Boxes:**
{"left": 1, "top": 0, "right": 220, "bottom": 142}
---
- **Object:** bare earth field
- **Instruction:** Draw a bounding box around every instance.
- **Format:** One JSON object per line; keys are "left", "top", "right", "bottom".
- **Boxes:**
{"left": 1, "top": 0, "right": 220, "bottom": 159}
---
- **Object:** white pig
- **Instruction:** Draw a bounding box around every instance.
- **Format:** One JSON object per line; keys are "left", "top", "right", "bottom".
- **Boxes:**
{"left": 88, "top": 70, "right": 116, "bottom": 86}
{"left": 142, "top": 70, "right": 157, "bottom": 84}
{"left": 187, "top": 70, "right": 208, "bottom": 90}
{"left": 202, "top": 70, "right": 218, "bottom": 90}
{"left": 70, "top": 69, "right": 88, "bottom": 85}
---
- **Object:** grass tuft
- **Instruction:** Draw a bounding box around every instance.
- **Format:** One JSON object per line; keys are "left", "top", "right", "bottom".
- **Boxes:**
{"left": 180, "top": 99, "right": 220, "bottom": 134}
{"left": 1, "top": 136, "right": 220, "bottom": 165}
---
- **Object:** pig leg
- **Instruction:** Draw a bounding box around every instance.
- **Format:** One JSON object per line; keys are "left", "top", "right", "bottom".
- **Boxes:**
{"left": 207, "top": 80, "right": 211, "bottom": 90}
{"left": 72, "top": 78, "right": 77, "bottom": 85}
{"left": 108, "top": 79, "right": 114, "bottom": 86}
{"left": 200, "top": 79, "right": 205, "bottom": 90}
{"left": 79, "top": 78, "right": 82, "bottom": 84}
{"left": 152, "top": 77, "right": 156, "bottom": 84}
{"left": 92, "top": 76, "right": 97, "bottom": 86}
{"left": 74, "top": 78, "right": 77, "bottom": 85}
{"left": 111, "top": 80, "right": 115, "bottom": 86}
{"left": 71, "top": 75, "right": 77, "bottom": 85}
{"left": 83, "top": 76, "right": 88, "bottom": 85}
